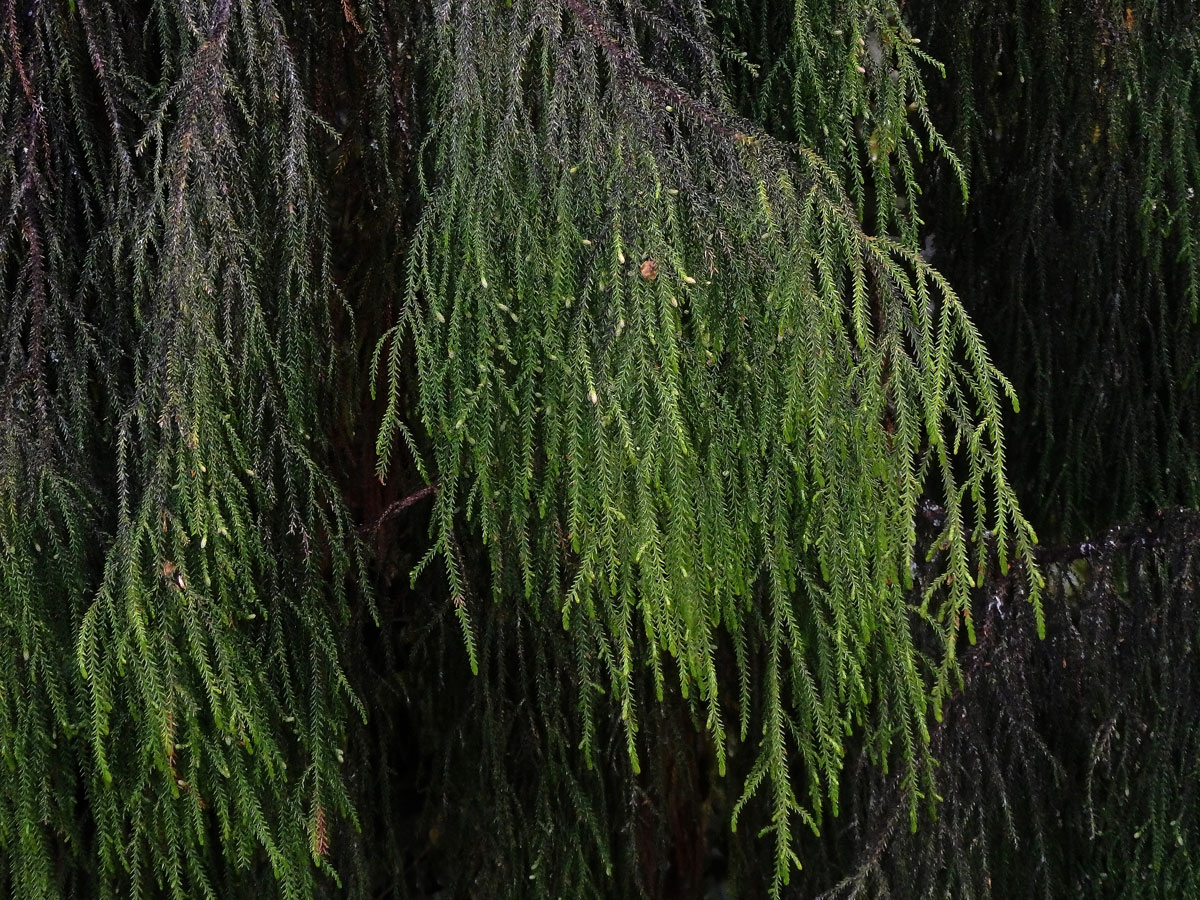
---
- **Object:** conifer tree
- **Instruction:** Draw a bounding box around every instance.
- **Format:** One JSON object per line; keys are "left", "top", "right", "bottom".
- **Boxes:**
{"left": 1, "top": 1, "right": 1196, "bottom": 898}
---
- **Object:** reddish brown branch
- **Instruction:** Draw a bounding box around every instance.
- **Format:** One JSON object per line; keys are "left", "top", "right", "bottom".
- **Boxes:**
{"left": 359, "top": 482, "right": 438, "bottom": 534}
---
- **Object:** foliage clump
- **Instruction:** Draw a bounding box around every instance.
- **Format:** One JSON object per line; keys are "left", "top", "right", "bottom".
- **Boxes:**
{"left": 376, "top": 1, "right": 1038, "bottom": 890}
{"left": 2, "top": 2, "right": 373, "bottom": 895}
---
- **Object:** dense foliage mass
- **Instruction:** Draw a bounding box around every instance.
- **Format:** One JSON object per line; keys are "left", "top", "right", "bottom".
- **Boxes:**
{"left": 0, "top": 1, "right": 1196, "bottom": 898}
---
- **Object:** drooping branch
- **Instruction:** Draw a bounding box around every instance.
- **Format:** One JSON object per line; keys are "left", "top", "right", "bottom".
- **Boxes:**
{"left": 805, "top": 506, "right": 1200, "bottom": 899}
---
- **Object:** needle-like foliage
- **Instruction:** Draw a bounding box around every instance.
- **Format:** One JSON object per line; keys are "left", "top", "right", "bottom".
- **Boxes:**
{"left": 375, "top": 1, "right": 1039, "bottom": 891}
{"left": 2, "top": 0, "right": 1196, "bottom": 898}
{"left": 3, "top": 1, "right": 370, "bottom": 895}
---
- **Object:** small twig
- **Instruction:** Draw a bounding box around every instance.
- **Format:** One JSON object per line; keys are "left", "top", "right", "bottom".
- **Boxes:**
{"left": 360, "top": 482, "right": 437, "bottom": 535}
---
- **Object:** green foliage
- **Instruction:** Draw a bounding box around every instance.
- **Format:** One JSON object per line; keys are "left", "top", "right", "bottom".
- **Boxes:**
{"left": 2, "top": 1, "right": 372, "bottom": 895}
{"left": 376, "top": 1, "right": 1037, "bottom": 892}
{"left": 1, "top": 0, "right": 1196, "bottom": 898}
{"left": 715, "top": 0, "right": 967, "bottom": 243}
